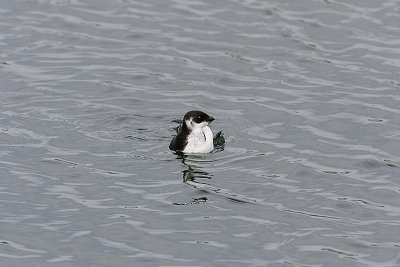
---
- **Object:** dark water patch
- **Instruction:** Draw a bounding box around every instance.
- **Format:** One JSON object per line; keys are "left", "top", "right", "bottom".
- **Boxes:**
{"left": 172, "top": 197, "right": 207, "bottom": 206}
{"left": 359, "top": 159, "right": 400, "bottom": 169}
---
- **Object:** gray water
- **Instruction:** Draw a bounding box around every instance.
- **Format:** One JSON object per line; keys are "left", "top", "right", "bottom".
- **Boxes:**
{"left": 1, "top": 0, "right": 400, "bottom": 266}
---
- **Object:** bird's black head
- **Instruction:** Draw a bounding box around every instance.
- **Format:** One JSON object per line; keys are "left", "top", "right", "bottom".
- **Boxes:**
{"left": 183, "top": 110, "right": 215, "bottom": 130}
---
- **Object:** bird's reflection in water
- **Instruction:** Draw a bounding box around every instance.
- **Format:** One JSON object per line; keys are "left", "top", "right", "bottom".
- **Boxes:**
{"left": 181, "top": 155, "right": 213, "bottom": 182}
{"left": 173, "top": 153, "right": 257, "bottom": 206}
{"left": 171, "top": 153, "right": 213, "bottom": 206}
{"left": 183, "top": 167, "right": 210, "bottom": 182}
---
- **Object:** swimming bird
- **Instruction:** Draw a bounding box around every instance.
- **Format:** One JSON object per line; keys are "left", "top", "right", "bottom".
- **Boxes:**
{"left": 169, "top": 110, "right": 216, "bottom": 154}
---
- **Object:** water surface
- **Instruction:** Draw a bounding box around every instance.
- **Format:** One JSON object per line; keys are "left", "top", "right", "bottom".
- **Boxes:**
{"left": 1, "top": 0, "right": 400, "bottom": 266}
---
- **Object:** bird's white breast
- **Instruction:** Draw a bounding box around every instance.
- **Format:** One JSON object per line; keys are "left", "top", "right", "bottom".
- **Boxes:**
{"left": 182, "top": 126, "right": 213, "bottom": 154}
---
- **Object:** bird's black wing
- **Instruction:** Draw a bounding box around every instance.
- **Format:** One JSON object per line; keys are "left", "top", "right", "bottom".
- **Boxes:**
{"left": 213, "top": 131, "right": 225, "bottom": 147}
{"left": 169, "top": 131, "right": 187, "bottom": 152}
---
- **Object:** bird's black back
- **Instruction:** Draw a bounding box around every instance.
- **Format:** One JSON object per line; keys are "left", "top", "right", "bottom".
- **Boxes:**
{"left": 169, "top": 121, "right": 190, "bottom": 152}
{"left": 169, "top": 131, "right": 188, "bottom": 152}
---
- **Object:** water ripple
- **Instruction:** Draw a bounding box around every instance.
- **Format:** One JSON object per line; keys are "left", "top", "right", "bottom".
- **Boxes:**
{"left": 1, "top": 0, "right": 400, "bottom": 266}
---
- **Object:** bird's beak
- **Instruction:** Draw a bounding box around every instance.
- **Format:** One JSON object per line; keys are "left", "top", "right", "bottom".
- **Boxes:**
{"left": 207, "top": 116, "right": 215, "bottom": 123}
